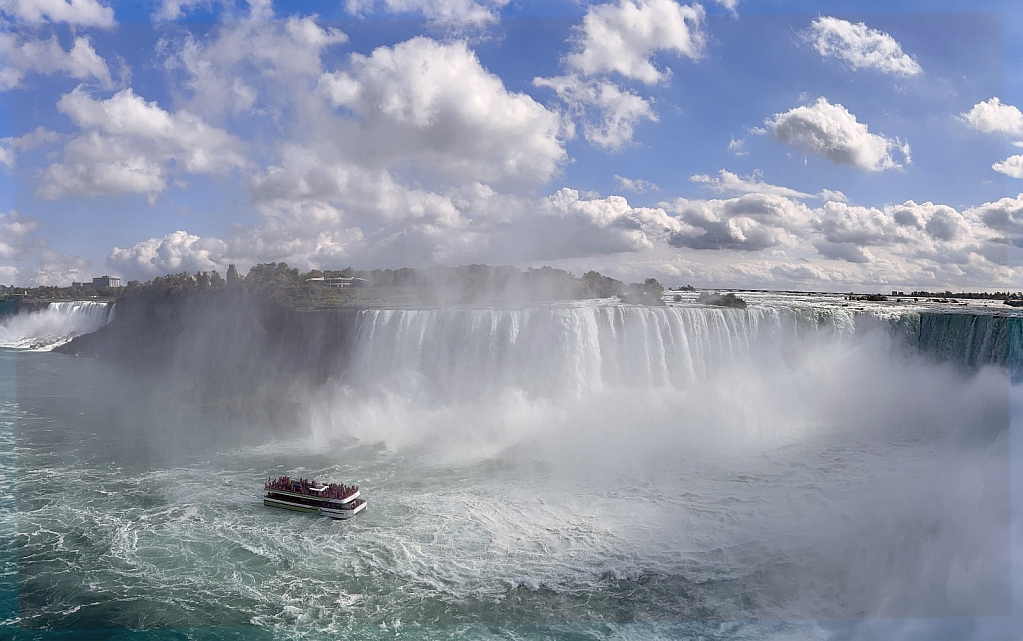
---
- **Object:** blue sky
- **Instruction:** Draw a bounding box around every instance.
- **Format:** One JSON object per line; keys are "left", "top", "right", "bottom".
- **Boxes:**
{"left": 2, "top": 0, "right": 1023, "bottom": 291}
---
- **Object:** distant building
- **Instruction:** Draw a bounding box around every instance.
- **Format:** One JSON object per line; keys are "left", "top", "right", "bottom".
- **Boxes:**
{"left": 92, "top": 276, "right": 121, "bottom": 289}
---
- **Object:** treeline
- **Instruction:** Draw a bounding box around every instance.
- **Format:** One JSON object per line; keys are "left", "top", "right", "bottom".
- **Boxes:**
{"left": 909, "top": 290, "right": 1022, "bottom": 300}
{"left": 40, "top": 263, "right": 666, "bottom": 308}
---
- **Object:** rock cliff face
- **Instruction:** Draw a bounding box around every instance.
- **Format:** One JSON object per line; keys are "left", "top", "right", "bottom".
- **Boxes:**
{"left": 57, "top": 294, "right": 362, "bottom": 409}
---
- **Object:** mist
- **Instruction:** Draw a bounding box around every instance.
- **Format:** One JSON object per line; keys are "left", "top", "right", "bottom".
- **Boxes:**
{"left": 290, "top": 302, "right": 1012, "bottom": 619}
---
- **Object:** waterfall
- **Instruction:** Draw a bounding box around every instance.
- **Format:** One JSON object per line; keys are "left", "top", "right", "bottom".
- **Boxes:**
{"left": 916, "top": 312, "right": 1023, "bottom": 372}
{"left": 344, "top": 303, "right": 1023, "bottom": 398}
{"left": 347, "top": 303, "right": 875, "bottom": 397}
{"left": 0, "top": 301, "right": 115, "bottom": 351}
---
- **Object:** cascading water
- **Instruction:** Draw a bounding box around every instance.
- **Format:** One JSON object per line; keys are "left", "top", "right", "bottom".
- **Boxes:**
{"left": 0, "top": 300, "right": 115, "bottom": 350}
{"left": 349, "top": 303, "right": 865, "bottom": 398}
{"left": 346, "top": 302, "right": 1023, "bottom": 399}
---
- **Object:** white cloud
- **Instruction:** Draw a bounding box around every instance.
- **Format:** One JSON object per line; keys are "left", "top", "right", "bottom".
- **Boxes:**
{"left": 0, "top": 33, "right": 113, "bottom": 90}
{"left": 108, "top": 230, "right": 232, "bottom": 277}
{"left": 993, "top": 155, "right": 1023, "bottom": 179}
{"left": 566, "top": 0, "right": 705, "bottom": 84}
{"left": 665, "top": 193, "right": 813, "bottom": 251}
{"left": 38, "top": 87, "right": 247, "bottom": 201}
{"left": 813, "top": 241, "right": 875, "bottom": 263}
{"left": 966, "top": 194, "right": 1023, "bottom": 237}
{"left": 533, "top": 74, "right": 654, "bottom": 150}
{"left": 960, "top": 98, "right": 1023, "bottom": 136}
{"left": 713, "top": 0, "right": 738, "bottom": 14}
{"left": 614, "top": 174, "right": 658, "bottom": 193}
{"left": 29, "top": 248, "right": 90, "bottom": 286}
{"left": 343, "top": 0, "right": 510, "bottom": 25}
{"left": 765, "top": 97, "right": 910, "bottom": 171}
{"left": 689, "top": 169, "right": 814, "bottom": 199}
{"left": 728, "top": 136, "right": 747, "bottom": 156}
{"left": 170, "top": 14, "right": 347, "bottom": 118}
{"left": 0, "top": 210, "right": 92, "bottom": 286}
{"left": 252, "top": 145, "right": 466, "bottom": 228}
{"left": 0, "top": 0, "right": 115, "bottom": 26}
{"left": 818, "top": 189, "right": 848, "bottom": 203}
{"left": 323, "top": 37, "right": 568, "bottom": 183}
{"left": 806, "top": 17, "right": 922, "bottom": 76}
{"left": 0, "top": 126, "right": 59, "bottom": 168}
{"left": 0, "top": 210, "right": 39, "bottom": 259}
{"left": 155, "top": 0, "right": 200, "bottom": 21}
{"left": 815, "top": 200, "right": 973, "bottom": 248}
{"left": 518, "top": 188, "right": 682, "bottom": 258}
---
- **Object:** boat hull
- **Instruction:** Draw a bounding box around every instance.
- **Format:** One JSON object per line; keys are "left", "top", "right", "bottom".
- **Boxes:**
{"left": 263, "top": 497, "right": 318, "bottom": 514}
{"left": 263, "top": 496, "right": 367, "bottom": 519}
{"left": 318, "top": 501, "right": 367, "bottom": 519}
{"left": 266, "top": 488, "right": 360, "bottom": 505}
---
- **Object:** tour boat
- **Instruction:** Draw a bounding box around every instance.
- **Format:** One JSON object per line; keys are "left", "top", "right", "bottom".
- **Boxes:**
{"left": 263, "top": 475, "right": 367, "bottom": 520}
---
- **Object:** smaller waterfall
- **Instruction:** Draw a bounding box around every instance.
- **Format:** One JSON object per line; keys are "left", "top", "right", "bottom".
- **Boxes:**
{"left": 0, "top": 301, "right": 115, "bottom": 351}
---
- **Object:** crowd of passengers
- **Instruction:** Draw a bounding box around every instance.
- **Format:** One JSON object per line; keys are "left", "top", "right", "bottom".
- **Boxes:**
{"left": 264, "top": 475, "right": 358, "bottom": 500}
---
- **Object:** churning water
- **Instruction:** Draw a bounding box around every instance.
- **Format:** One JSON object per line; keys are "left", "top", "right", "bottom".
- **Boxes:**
{"left": 0, "top": 295, "right": 1019, "bottom": 640}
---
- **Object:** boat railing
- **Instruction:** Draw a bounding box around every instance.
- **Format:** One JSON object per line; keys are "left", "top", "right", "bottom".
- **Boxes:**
{"left": 264, "top": 475, "right": 359, "bottom": 500}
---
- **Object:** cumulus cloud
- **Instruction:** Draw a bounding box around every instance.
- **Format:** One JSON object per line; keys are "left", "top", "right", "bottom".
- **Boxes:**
{"left": 806, "top": 16, "right": 922, "bottom": 76}
{"left": 534, "top": 0, "right": 703, "bottom": 150}
{"left": 992, "top": 155, "right": 1023, "bottom": 179}
{"left": 38, "top": 87, "right": 247, "bottom": 201}
{"left": 960, "top": 98, "right": 1023, "bottom": 136}
{"left": 169, "top": 14, "right": 347, "bottom": 118}
{"left": 765, "top": 97, "right": 910, "bottom": 171}
{"left": 966, "top": 194, "right": 1023, "bottom": 237}
{"left": 533, "top": 74, "right": 654, "bottom": 150}
{"left": 0, "top": 0, "right": 115, "bottom": 26}
{"left": 814, "top": 200, "right": 971, "bottom": 250}
{"left": 107, "top": 230, "right": 233, "bottom": 277}
{"left": 0, "top": 210, "right": 93, "bottom": 286}
{"left": 517, "top": 188, "right": 682, "bottom": 258}
{"left": 29, "top": 248, "right": 90, "bottom": 286}
{"left": 665, "top": 193, "right": 813, "bottom": 251}
{"left": 566, "top": 0, "right": 705, "bottom": 84}
{"left": 0, "top": 126, "right": 60, "bottom": 168}
{"left": 154, "top": 0, "right": 210, "bottom": 21}
{"left": 252, "top": 145, "right": 467, "bottom": 229}
{"left": 110, "top": 162, "right": 691, "bottom": 278}
{"left": 0, "top": 210, "right": 39, "bottom": 259}
{"left": 814, "top": 241, "right": 875, "bottom": 263}
{"left": 814, "top": 200, "right": 907, "bottom": 246}
{"left": 0, "top": 33, "right": 113, "bottom": 90}
{"left": 818, "top": 189, "right": 848, "bottom": 203}
{"left": 690, "top": 169, "right": 814, "bottom": 199}
{"left": 614, "top": 175, "right": 658, "bottom": 193}
{"left": 343, "top": 0, "right": 510, "bottom": 25}
{"left": 323, "top": 37, "right": 567, "bottom": 183}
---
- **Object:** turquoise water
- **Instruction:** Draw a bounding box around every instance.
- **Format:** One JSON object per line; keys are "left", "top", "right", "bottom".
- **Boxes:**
{"left": 1, "top": 300, "right": 1020, "bottom": 640}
